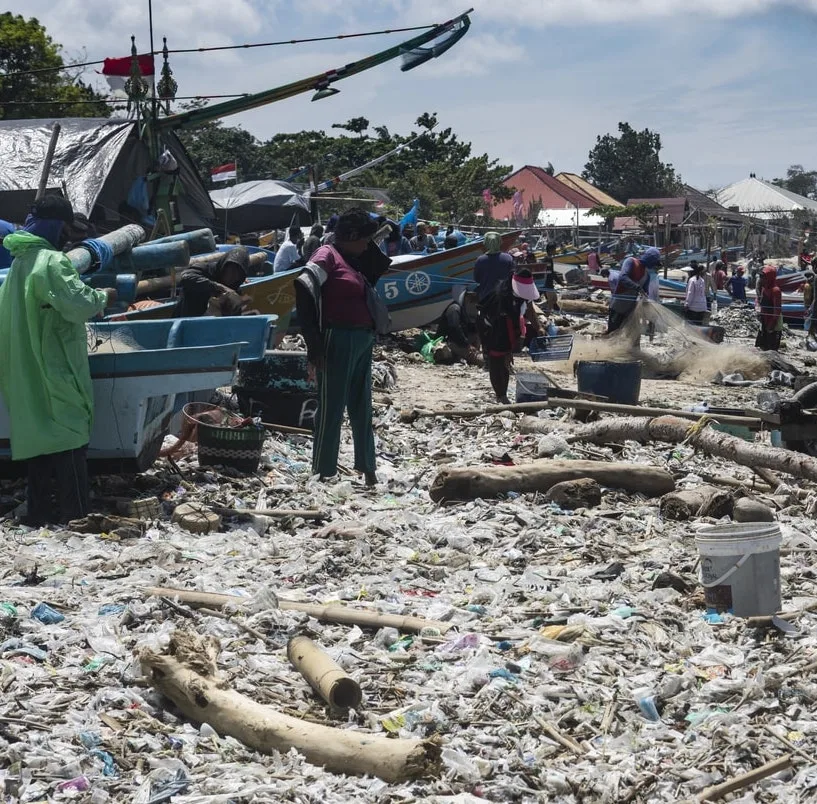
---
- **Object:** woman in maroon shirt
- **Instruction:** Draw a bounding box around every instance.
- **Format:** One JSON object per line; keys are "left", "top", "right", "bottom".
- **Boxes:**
{"left": 295, "top": 209, "right": 390, "bottom": 485}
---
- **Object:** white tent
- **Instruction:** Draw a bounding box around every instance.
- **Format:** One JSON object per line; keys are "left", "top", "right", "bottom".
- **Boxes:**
{"left": 536, "top": 208, "right": 604, "bottom": 227}
{"left": 716, "top": 177, "right": 817, "bottom": 220}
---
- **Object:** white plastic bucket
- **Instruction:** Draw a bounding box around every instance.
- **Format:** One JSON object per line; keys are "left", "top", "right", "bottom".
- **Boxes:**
{"left": 695, "top": 522, "right": 782, "bottom": 617}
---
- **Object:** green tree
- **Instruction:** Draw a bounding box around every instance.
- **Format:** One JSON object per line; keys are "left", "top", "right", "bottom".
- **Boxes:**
{"left": 331, "top": 116, "right": 370, "bottom": 137}
{"left": 772, "top": 164, "right": 817, "bottom": 200}
{"left": 0, "top": 13, "right": 111, "bottom": 120}
{"left": 583, "top": 122, "right": 681, "bottom": 203}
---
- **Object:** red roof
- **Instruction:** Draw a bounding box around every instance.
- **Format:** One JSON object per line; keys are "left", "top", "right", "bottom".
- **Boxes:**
{"left": 509, "top": 165, "right": 598, "bottom": 207}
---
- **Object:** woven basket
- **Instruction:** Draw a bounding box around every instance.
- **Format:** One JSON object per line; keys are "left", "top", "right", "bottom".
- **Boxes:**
{"left": 182, "top": 402, "right": 266, "bottom": 473}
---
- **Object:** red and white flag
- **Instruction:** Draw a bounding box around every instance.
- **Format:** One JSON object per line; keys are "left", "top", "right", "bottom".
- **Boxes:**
{"left": 100, "top": 54, "right": 154, "bottom": 94}
{"left": 211, "top": 163, "right": 237, "bottom": 183}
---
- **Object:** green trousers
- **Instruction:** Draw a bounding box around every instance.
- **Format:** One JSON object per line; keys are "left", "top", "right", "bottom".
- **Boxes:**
{"left": 313, "top": 327, "right": 376, "bottom": 477}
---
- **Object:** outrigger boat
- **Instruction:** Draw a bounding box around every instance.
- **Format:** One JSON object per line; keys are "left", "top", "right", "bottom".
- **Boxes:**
{"left": 0, "top": 316, "right": 276, "bottom": 472}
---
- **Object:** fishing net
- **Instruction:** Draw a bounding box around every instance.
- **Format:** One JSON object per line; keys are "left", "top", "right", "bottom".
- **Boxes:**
{"left": 553, "top": 299, "right": 769, "bottom": 383}
{"left": 86, "top": 324, "right": 144, "bottom": 354}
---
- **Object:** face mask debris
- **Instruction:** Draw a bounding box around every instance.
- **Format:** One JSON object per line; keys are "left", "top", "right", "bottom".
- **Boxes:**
{"left": 1, "top": 316, "right": 817, "bottom": 804}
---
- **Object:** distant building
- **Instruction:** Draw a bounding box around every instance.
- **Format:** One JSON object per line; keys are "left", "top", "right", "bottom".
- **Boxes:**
{"left": 493, "top": 165, "right": 603, "bottom": 226}
{"left": 716, "top": 176, "right": 817, "bottom": 220}
{"left": 554, "top": 173, "right": 622, "bottom": 207}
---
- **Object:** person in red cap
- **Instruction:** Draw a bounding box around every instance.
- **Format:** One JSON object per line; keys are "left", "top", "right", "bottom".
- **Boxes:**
{"left": 755, "top": 266, "right": 783, "bottom": 351}
{"left": 480, "top": 267, "right": 540, "bottom": 403}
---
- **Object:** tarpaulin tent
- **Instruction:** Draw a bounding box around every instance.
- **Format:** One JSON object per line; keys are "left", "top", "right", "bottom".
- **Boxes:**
{"left": 210, "top": 180, "right": 312, "bottom": 234}
{"left": 0, "top": 118, "right": 214, "bottom": 229}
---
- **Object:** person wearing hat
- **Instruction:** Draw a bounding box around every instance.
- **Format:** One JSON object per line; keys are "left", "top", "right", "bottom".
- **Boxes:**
{"left": 474, "top": 232, "right": 514, "bottom": 303}
{"left": 684, "top": 261, "right": 709, "bottom": 323}
{"left": 480, "top": 266, "right": 540, "bottom": 403}
{"left": 176, "top": 246, "right": 251, "bottom": 317}
{"left": 608, "top": 246, "right": 659, "bottom": 333}
{"left": 726, "top": 265, "right": 747, "bottom": 303}
{"left": 0, "top": 195, "right": 117, "bottom": 526}
{"left": 295, "top": 208, "right": 390, "bottom": 486}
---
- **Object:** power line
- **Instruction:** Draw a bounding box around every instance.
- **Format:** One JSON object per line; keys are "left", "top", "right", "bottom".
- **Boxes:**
{"left": 0, "top": 24, "right": 438, "bottom": 81}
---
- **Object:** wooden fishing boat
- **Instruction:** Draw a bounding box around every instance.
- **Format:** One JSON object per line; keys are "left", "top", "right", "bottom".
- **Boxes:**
{"left": 0, "top": 316, "right": 276, "bottom": 472}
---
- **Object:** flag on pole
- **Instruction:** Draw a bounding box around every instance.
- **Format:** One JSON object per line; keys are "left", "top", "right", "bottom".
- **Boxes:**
{"left": 211, "top": 163, "right": 238, "bottom": 183}
{"left": 100, "top": 54, "right": 154, "bottom": 94}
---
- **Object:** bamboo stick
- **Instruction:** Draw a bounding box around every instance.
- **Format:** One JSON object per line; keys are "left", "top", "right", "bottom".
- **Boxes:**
{"left": 287, "top": 636, "right": 362, "bottom": 710}
{"left": 142, "top": 587, "right": 454, "bottom": 634}
{"left": 262, "top": 422, "right": 313, "bottom": 436}
{"left": 141, "top": 631, "right": 438, "bottom": 782}
{"left": 696, "top": 755, "right": 791, "bottom": 801}
{"left": 231, "top": 508, "right": 326, "bottom": 520}
{"left": 405, "top": 400, "right": 762, "bottom": 428}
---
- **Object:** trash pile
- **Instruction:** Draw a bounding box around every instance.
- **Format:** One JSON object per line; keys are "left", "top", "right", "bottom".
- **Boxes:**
{"left": 711, "top": 303, "right": 761, "bottom": 338}
{"left": 1, "top": 355, "right": 817, "bottom": 802}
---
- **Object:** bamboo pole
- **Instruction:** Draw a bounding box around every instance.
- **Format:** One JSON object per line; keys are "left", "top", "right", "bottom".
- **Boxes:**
{"left": 141, "top": 631, "right": 438, "bottom": 782}
{"left": 230, "top": 508, "right": 326, "bottom": 520}
{"left": 36, "top": 123, "right": 61, "bottom": 201}
{"left": 142, "top": 587, "right": 454, "bottom": 633}
{"left": 696, "top": 755, "right": 791, "bottom": 802}
{"left": 287, "top": 636, "right": 362, "bottom": 709}
{"left": 406, "top": 400, "right": 762, "bottom": 428}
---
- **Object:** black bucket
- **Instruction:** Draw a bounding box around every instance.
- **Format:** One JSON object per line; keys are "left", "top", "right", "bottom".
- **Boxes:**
{"left": 576, "top": 360, "right": 642, "bottom": 405}
{"left": 182, "top": 402, "right": 266, "bottom": 473}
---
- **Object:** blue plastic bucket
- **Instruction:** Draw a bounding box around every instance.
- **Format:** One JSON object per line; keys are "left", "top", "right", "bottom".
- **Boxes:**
{"left": 576, "top": 360, "right": 642, "bottom": 405}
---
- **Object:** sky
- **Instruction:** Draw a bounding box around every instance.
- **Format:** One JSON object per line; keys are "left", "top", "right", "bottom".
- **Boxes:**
{"left": 8, "top": 0, "right": 817, "bottom": 190}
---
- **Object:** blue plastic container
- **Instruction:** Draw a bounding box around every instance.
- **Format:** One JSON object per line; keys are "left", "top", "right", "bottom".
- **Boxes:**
{"left": 576, "top": 360, "right": 642, "bottom": 405}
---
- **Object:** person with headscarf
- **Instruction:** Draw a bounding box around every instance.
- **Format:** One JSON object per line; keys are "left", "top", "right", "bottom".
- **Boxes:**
{"left": 295, "top": 208, "right": 390, "bottom": 486}
{"left": 684, "top": 261, "right": 708, "bottom": 323}
{"left": 0, "top": 195, "right": 117, "bottom": 526}
{"left": 321, "top": 213, "right": 339, "bottom": 245}
{"left": 434, "top": 289, "right": 481, "bottom": 364}
{"left": 608, "top": 246, "right": 660, "bottom": 333}
{"left": 380, "top": 223, "right": 412, "bottom": 257}
{"left": 473, "top": 232, "right": 514, "bottom": 303}
{"left": 176, "top": 246, "right": 251, "bottom": 317}
{"left": 480, "top": 266, "right": 540, "bottom": 404}
{"left": 755, "top": 265, "right": 783, "bottom": 351}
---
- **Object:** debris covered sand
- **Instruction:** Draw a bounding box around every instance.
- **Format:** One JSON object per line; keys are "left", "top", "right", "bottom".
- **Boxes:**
{"left": 1, "top": 312, "right": 817, "bottom": 802}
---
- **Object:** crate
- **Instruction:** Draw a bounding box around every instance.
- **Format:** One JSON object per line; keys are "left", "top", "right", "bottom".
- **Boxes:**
{"left": 529, "top": 334, "right": 574, "bottom": 362}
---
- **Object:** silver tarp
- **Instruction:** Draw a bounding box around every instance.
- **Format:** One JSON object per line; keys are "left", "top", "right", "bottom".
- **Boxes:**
{"left": 0, "top": 118, "right": 215, "bottom": 227}
{"left": 210, "top": 180, "right": 311, "bottom": 233}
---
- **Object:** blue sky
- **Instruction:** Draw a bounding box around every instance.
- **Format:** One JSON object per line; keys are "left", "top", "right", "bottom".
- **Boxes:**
{"left": 9, "top": 0, "right": 817, "bottom": 189}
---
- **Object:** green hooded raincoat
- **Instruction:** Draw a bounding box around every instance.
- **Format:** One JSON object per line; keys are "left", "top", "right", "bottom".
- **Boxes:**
{"left": 0, "top": 232, "right": 107, "bottom": 461}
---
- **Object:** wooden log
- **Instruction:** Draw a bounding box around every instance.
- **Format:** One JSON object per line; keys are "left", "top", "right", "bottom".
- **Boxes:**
{"left": 141, "top": 631, "right": 438, "bottom": 782}
{"left": 557, "top": 299, "right": 609, "bottom": 316}
{"left": 429, "top": 459, "right": 675, "bottom": 503}
{"left": 696, "top": 754, "right": 791, "bottom": 801}
{"left": 147, "top": 228, "right": 217, "bottom": 256}
{"left": 142, "top": 587, "right": 453, "bottom": 634}
{"left": 659, "top": 486, "right": 733, "bottom": 521}
{"left": 262, "top": 421, "right": 312, "bottom": 436}
{"left": 230, "top": 508, "right": 326, "bottom": 520}
{"left": 287, "top": 636, "right": 362, "bottom": 710}
{"left": 568, "top": 415, "right": 817, "bottom": 484}
{"left": 406, "top": 401, "right": 762, "bottom": 428}
{"left": 189, "top": 251, "right": 268, "bottom": 270}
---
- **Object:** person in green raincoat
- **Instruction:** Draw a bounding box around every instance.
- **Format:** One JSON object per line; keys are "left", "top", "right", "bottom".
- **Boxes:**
{"left": 0, "top": 195, "right": 117, "bottom": 526}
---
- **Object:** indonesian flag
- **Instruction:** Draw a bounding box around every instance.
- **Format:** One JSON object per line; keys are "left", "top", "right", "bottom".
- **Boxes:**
{"left": 211, "top": 163, "right": 237, "bottom": 182}
{"left": 100, "top": 54, "right": 154, "bottom": 94}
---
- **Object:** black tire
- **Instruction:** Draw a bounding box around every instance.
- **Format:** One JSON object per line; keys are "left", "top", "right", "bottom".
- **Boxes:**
{"left": 783, "top": 380, "right": 817, "bottom": 454}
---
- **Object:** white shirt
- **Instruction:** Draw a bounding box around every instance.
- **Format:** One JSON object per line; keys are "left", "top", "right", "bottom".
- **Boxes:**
{"left": 273, "top": 241, "right": 300, "bottom": 273}
{"left": 685, "top": 275, "right": 708, "bottom": 312}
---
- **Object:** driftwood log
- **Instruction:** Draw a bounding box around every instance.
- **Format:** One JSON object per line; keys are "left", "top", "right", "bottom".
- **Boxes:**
{"left": 659, "top": 485, "right": 734, "bottom": 521}
{"left": 429, "top": 459, "right": 675, "bottom": 503}
{"left": 141, "top": 631, "right": 438, "bottom": 782}
{"left": 557, "top": 299, "right": 609, "bottom": 316}
{"left": 143, "top": 587, "right": 453, "bottom": 634}
{"left": 567, "top": 415, "right": 817, "bottom": 484}
{"left": 696, "top": 754, "right": 791, "bottom": 802}
{"left": 287, "top": 636, "right": 362, "bottom": 710}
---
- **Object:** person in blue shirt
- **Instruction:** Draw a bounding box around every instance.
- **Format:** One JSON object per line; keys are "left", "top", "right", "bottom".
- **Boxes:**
{"left": 726, "top": 266, "right": 747, "bottom": 302}
{"left": 0, "top": 220, "right": 16, "bottom": 270}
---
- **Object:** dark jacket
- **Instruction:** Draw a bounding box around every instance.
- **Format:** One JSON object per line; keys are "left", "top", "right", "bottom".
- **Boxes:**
{"left": 176, "top": 248, "right": 249, "bottom": 317}
{"left": 437, "top": 291, "right": 478, "bottom": 348}
{"left": 480, "top": 278, "right": 523, "bottom": 355}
